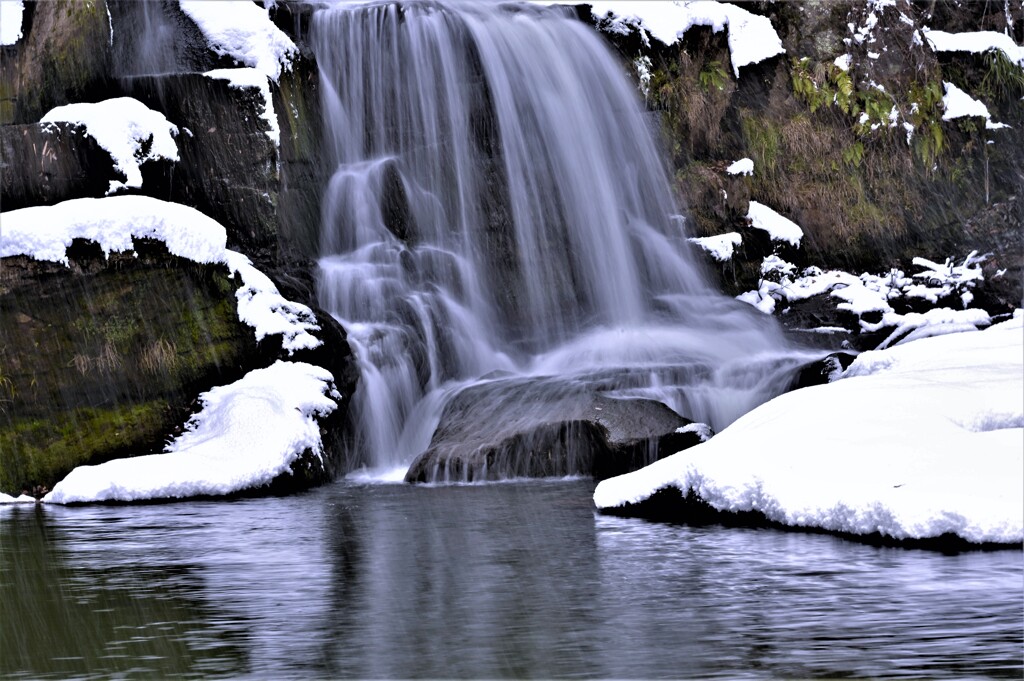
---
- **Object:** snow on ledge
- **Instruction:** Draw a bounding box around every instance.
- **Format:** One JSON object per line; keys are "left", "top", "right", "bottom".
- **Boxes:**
{"left": 688, "top": 232, "right": 741, "bottom": 262}
{"left": 179, "top": 0, "right": 297, "bottom": 82}
{"left": 535, "top": 1, "right": 785, "bottom": 76}
{"left": 205, "top": 68, "right": 281, "bottom": 147}
{"left": 1, "top": 196, "right": 321, "bottom": 354}
{"left": 40, "top": 98, "right": 180, "bottom": 195}
{"left": 42, "top": 361, "right": 339, "bottom": 504}
{"left": 746, "top": 200, "right": 803, "bottom": 247}
{"left": 594, "top": 315, "right": 1024, "bottom": 544}
{"left": 922, "top": 28, "right": 1024, "bottom": 69}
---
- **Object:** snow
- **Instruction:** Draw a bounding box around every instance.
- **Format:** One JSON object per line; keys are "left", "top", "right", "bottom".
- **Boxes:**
{"left": 834, "top": 54, "right": 852, "bottom": 71}
{"left": 725, "top": 157, "right": 754, "bottom": 176}
{"left": 0, "top": 493, "right": 36, "bottom": 504}
{"left": 594, "top": 316, "right": 1024, "bottom": 544}
{"left": 941, "top": 81, "right": 1009, "bottom": 130}
{"left": 1, "top": 195, "right": 226, "bottom": 265}
{"left": 536, "top": 1, "right": 785, "bottom": 76}
{"left": 738, "top": 253, "right": 993, "bottom": 344}
{"left": 40, "top": 98, "right": 180, "bottom": 195}
{"left": 923, "top": 28, "right": 1024, "bottom": 68}
{"left": 1, "top": 196, "right": 322, "bottom": 353}
{"left": 205, "top": 68, "right": 281, "bottom": 146}
{"left": 178, "top": 0, "right": 297, "bottom": 81}
{"left": 226, "top": 251, "right": 322, "bottom": 353}
{"left": 43, "top": 361, "right": 339, "bottom": 504}
{"left": 746, "top": 200, "right": 803, "bottom": 247}
{"left": 1, "top": 0, "right": 24, "bottom": 45}
{"left": 688, "top": 232, "right": 741, "bottom": 262}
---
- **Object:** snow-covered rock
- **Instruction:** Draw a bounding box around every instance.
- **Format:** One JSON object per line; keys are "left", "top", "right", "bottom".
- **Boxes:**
{"left": 40, "top": 98, "right": 180, "bottom": 195}
{"left": 688, "top": 232, "right": 742, "bottom": 262}
{"left": 746, "top": 201, "right": 803, "bottom": 247}
{"left": 594, "top": 315, "right": 1024, "bottom": 545}
{"left": 1, "top": 196, "right": 321, "bottom": 353}
{"left": 535, "top": 1, "right": 784, "bottom": 76}
{"left": 43, "top": 361, "right": 339, "bottom": 504}
{"left": 178, "top": 0, "right": 297, "bottom": 81}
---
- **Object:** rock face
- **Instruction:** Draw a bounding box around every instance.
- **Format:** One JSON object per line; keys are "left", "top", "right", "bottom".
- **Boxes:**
{"left": 0, "top": 242, "right": 267, "bottom": 494}
{"left": 0, "top": 122, "right": 120, "bottom": 208}
{"left": 404, "top": 377, "right": 708, "bottom": 483}
{"left": 595, "top": 1, "right": 1023, "bottom": 309}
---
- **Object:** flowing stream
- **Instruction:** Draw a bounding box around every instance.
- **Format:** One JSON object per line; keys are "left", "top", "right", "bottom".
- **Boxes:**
{"left": 313, "top": 0, "right": 805, "bottom": 476}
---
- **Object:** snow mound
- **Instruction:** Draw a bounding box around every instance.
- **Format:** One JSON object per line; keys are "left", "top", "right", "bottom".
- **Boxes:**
{"left": 594, "top": 316, "right": 1024, "bottom": 545}
{"left": 688, "top": 232, "right": 741, "bottom": 262}
{"left": 40, "top": 98, "right": 180, "bottom": 195}
{"left": 179, "top": 0, "right": 297, "bottom": 82}
{"left": 43, "top": 362, "right": 339, "bottom": 504}
{"left": 536, "top": 1, "right": 784, "bottom": 76}
{"left": 205, "top": 68, "right": 281, "bottom": 146}
{"left": 746, "top": 200, "right": 803, "bottom": 247}
{"left": 1, "top": 196, "right": 321, "bottom": 353}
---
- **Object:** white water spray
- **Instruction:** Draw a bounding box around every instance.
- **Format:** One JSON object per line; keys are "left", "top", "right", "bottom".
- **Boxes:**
{"left": 313, "top": 0, "right": 805, "bottom": 476}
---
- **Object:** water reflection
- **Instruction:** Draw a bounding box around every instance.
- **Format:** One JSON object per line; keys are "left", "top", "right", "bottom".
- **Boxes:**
{"left": 1, "top": 481, "right": 1021, "bottom": 679}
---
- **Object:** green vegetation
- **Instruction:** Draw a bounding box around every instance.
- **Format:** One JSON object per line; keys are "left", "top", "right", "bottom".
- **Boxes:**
{"left": 0, "top": 402, "right": 174, "bottom": 494}
{"left": 0, "top": 259, "right": 258, "bottom": 493}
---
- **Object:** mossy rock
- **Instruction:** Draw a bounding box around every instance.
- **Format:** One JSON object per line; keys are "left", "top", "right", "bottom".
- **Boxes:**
{"left": 0, "top": 240, "right": 275, "bottom": 494}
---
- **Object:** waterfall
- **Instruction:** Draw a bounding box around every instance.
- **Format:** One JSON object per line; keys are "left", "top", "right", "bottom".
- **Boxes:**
{"left": 313, "top": 0, "right": 801, "bottom": 474}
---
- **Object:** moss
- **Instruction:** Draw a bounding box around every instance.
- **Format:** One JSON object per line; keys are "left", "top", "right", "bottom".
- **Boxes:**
{"left": 0, "top": 254, "right": 264, "bottom": 494}
{"left": 0, "top": 401, "right": 175, "bottom": 494}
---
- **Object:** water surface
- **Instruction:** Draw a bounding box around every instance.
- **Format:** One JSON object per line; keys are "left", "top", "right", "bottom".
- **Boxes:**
{"left": 2, "top": 480, "right": 1021, "bottom": 678}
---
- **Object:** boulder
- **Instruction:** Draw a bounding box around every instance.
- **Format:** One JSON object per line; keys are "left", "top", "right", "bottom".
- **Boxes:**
{"left": 0, "top": 240, "right": 268, "bottom": 495}
{"left": 404, "top": 377, "right": 708, "bottom": 483}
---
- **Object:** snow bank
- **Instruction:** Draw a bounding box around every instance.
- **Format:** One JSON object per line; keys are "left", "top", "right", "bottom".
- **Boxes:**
{"left": 746, "top": 201, "right": 803, "bottom": 247}
{"left": 594, "top": 316, "right": 1024, "bottom": 544}
{"left": 40, "top": 98, "right": 179, "bottom": 195}
{"left": 688, "top": 232, "right": 741, "bottom": 262}
{"left": 536, "top": 1, "right": 784, "bottom": 76}
{"left": 923, "top": 28, "right": 1024, "bottom": 68}
{"left": 1, "top": 0, "right": 24, "bottom": 45}
{"left": 43, "top": 361, "right": 339, "bottom": 504}
{"left": 1, "top": 196, "right": 321, "bottom": 353}
{"left": 179, "top": 0, "right": 297, "bottom": 81}
{"left": 205, "top": 68, "right": 281, "bottom": 146}
{"left": 941, "top": 81, "right": 1009, "bottom": 130}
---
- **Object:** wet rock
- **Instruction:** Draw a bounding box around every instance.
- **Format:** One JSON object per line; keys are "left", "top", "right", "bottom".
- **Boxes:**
{"left": 0, "top": 122, "right": 121, "bottom": 209}
{"left": 0, "top": 242, "right": 273, "bottom": 494}
{"left": 404, "top": 377, "right": 707, "bottom": 483}
{"left": 2, "top": 1, "right": 116, "bottom": 125}
{"left": 786, "top": 352, "right": 857, "bottom": 392}
{"left": 119, "top": 73, "right": 279, "bottom": 256}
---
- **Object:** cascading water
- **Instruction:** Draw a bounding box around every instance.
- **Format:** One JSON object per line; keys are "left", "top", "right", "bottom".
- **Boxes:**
{"left": 313, "top": 0, "right": 806, "bottom": 477}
